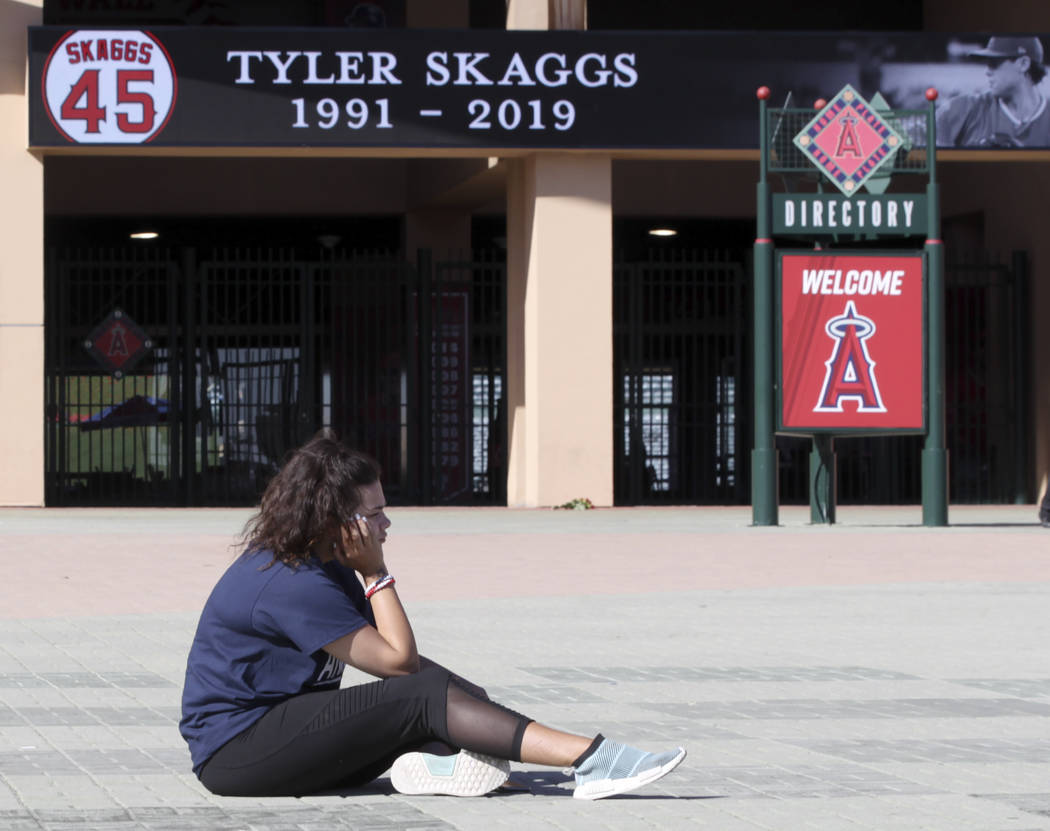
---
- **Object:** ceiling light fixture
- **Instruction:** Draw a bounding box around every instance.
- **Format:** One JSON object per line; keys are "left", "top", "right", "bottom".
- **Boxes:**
{"left": 648, "top": 227, "right": 677, "bottom": 237}
{"left": 129, "top": 231, "right": 159, "bottom": 240}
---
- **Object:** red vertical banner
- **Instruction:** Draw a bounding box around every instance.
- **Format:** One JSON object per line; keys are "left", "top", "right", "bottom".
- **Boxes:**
{"left": 779, "top": 252, "right": 925, "bottom": 432}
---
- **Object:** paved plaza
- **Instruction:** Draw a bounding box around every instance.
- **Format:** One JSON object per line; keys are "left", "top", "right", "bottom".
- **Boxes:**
{"left": 0, "top": 504, "right": 1048, "bottom": 830}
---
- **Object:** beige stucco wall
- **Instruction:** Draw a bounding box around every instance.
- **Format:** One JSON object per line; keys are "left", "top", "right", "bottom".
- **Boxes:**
{"left": 1, "top": 0, "right": 44, "bottom": 505}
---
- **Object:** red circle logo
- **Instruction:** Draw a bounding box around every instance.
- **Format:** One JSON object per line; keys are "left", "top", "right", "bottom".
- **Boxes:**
{"left": 43, "top": 30, "right": 177, "bottom": 144}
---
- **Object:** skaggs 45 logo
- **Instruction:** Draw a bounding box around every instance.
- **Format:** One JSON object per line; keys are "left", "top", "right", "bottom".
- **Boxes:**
{"left": 43, "top": 30, "right": 176, "bottom": 143}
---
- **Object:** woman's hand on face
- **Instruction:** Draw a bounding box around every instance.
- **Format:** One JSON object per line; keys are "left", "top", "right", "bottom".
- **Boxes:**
{"left": 337, "top": 515, "right": 386, "bottom": 580}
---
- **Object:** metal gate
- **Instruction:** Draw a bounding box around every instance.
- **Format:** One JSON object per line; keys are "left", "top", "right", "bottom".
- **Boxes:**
{"left": 615, "top": 249, "right": 1029, "bottom": 506}
{"left": 45, "top": 247, "right": 505, "bottom": 506}
{"left": 614, "top": 250, "right": 751, "bottom": 504}
{"left": 45, "top": 244, "right": 1028, "bottom": 507}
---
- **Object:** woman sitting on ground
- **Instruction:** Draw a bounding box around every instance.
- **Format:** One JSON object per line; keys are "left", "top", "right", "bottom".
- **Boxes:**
{"left": 179, "top": 431, "right": 685, "bottom": 799}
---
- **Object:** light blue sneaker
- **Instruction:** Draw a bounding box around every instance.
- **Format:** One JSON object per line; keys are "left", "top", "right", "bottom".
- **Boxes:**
{"left": 572, "top": 736, "right": 686, "bottom": 800}
{"left": 390, "top": 750, "right": 510, "bottom": 796}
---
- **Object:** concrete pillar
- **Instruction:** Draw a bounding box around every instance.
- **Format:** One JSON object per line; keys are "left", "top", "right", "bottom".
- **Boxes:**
{"left": 0, "top": 0, "right": 44, "bottom": 505}
{"left": 507, "top": 0, "right": 586, "bottom": 29}
{"left": 505, "top": 155, "right": 613, "bottom": 506}
{"left": 504, "top": 0, "right": 606, "bottom": 507}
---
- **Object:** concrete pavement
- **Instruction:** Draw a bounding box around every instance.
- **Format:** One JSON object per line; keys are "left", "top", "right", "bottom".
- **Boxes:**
{"left": 1, "top": 504, "right": 1049, "bottom": 829}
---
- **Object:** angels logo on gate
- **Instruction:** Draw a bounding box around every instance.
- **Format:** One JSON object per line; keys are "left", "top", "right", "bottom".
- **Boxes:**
{"left": 814, "top": 300, "right": 886, "bottom": 413}
{"left": 42, "top": 30, "right": 176, "bottom": 144}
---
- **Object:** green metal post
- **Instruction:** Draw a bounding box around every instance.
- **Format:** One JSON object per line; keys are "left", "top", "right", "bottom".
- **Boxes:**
{"left": 809, "top": 434, "right": 836, "bottom": 524}
{"left": 922, "top": 92, "right": 948, "bottom": 526}
{"left": 752, "top": 88, "right": 778, "bottom": 525}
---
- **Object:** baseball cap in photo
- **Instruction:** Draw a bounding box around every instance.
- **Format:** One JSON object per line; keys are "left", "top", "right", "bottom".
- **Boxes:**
{"left": 969, "top": 36, "right": 1045, "bottom": 65}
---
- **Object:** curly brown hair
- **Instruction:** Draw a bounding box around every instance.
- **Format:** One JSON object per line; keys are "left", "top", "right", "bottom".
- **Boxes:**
{"left": 241, "top": 429, "right": 381, "bottom": 566}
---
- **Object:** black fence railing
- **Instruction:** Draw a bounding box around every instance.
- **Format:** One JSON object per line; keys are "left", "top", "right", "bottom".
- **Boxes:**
{"left": 614, "top": 249, "right": 750, "bottom": 505}
{"left": 45, "top": 247, "right": 506, "bottom": 507}
{"left": 46, "top": 244, "right": 1027, "bottom": 507}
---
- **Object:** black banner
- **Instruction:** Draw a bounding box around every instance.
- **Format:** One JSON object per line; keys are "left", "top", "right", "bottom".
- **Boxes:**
{"left": 27, "top": 27, "right": 1050, "bottom": 149}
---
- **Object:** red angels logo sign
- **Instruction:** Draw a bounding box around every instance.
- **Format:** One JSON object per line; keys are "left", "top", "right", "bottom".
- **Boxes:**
{"left": 792, "top": 85, "right": 904, "bottom": 196}
{"left": 814, "top": 300, "right": 886, "bottom": 413}
{"left": 779, "top": 253, "right": 924, "bottom": 432}
{"left": 42, "top": 30, "right": 176, "bottom": 144}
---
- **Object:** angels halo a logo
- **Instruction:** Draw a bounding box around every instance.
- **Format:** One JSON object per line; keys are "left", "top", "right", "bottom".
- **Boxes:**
{"left": 42, "top": 30, "right": 176, "bottom": 144}
{"left": 814, "top": 300, "right": 886, "bottom": 414}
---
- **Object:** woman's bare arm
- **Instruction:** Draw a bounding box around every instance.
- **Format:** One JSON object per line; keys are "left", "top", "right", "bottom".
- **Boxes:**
{"left": 323, "top": 590, "right": 419, "bottom": 677}
{"left": 322, "top": 517, "right": 419, "bottom": 677}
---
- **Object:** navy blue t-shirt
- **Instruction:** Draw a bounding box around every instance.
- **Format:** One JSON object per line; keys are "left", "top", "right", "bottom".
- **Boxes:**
{"left": 179, "top": 549, "right": 374, "bottom": 774}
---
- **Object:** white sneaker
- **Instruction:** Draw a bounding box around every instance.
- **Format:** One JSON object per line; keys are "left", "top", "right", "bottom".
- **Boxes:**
{"left": 390, "top": 750, "right": 510, "bottom": 796}
{"left": 573, "top": 740, "right": 686, "bottom": 800}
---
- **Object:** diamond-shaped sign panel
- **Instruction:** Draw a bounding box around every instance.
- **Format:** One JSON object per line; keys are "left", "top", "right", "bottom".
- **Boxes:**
{"left": 83, "top": 309, "right": 153, "bottom": 379}
{"left": 793, "top": 85, "right": 904, "bottom": 196}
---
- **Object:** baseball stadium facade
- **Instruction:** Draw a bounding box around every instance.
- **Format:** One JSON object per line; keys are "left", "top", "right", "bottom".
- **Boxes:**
{"left": 3, "top": 0, "right": 1050, "bottom": 511}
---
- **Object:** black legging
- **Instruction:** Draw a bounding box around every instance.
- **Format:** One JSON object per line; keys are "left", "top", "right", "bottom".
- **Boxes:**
{"left": 198, "top": 664, "right": 533, "bottom": 797}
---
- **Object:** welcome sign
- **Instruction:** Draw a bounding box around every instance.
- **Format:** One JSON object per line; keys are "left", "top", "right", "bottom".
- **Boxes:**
{"left": 778, "top": 251, "right": 925, "bottom": 433}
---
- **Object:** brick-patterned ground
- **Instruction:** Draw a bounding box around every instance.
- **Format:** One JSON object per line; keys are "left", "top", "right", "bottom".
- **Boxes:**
{"left": 0, "top": 504, "right": 1048, "bottom": 829}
